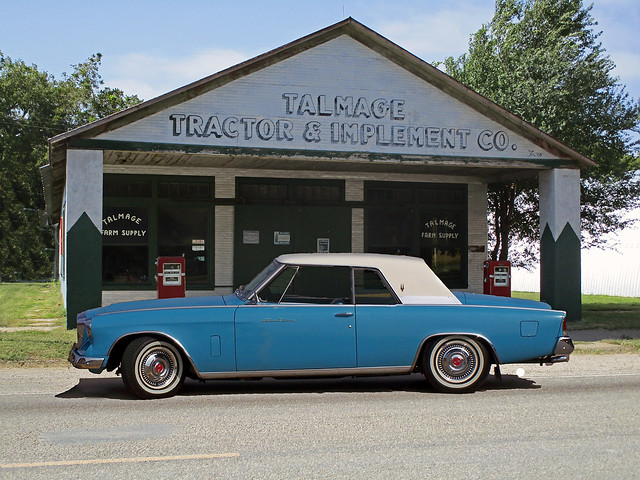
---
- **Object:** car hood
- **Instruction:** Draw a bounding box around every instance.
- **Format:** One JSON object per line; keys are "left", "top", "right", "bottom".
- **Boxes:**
{"left": 453, "top": 292, "right": 551, "bottom": 310}
{"left": 84, "top": 294, "right": 239, "bottom": 319}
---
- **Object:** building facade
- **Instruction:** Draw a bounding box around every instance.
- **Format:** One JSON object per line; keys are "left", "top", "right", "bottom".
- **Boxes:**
{"left": 42, "top": 19, "right": 594, "bottom": 328}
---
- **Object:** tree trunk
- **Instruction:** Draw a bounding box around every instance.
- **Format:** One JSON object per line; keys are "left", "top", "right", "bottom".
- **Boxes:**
{"left": 490, "top": 183, "right": 517, "bottom": 261}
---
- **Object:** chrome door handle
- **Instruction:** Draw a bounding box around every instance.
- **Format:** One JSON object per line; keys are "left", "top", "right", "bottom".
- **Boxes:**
{"left": 335, "top": 312, "right": 353, "bottom": 318}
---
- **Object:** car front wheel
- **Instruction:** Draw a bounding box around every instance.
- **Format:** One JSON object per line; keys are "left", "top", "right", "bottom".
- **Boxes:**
{"left": 423, "top": 336, "right": 490, "bottom": 393}
{"left": 121, "top": 337, "right": 185, "bottom": 399}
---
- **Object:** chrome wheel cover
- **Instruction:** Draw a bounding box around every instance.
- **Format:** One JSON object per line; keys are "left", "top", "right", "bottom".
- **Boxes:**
{"left": 136, "top": 343, "right": 181, "bottom": 392}
{"left": 435, "top": 341, "right": 478, "bottom": 383}
{"left": 429, "top": 337, "right": 485, "bottom": 388}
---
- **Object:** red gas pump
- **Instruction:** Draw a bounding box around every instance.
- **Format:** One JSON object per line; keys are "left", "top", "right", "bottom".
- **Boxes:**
{"left": 157, "top": 256, "right": 186, "bottom": 299}
{"left": 483, "top": 260, "right": 511, "bottom": 297}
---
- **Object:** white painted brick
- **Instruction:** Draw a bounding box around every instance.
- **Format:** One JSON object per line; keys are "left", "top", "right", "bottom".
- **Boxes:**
{"left": 96, "top": 36, "right": 559, "bottom": 162}
{"left": 351, "top": 208, "right": 364, "bottom": 253}
{"left": 345, "top": 179, "right": 364, "bottom": 202}
{"left": 214, "top": 205, "right": 234, "bottom": 289}
{"left": 466, "top": 182, "right": 488, "bottom": 293}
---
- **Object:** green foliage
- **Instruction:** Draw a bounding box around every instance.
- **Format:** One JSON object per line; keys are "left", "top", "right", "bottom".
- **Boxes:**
{"left": 444, "top": 0, "right": 640, "bottom": 265}
{"left": 0, "top": 52, "right": 141, "bottom": 280}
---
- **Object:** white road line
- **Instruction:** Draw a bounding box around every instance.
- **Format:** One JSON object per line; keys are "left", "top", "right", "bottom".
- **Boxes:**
{"left": 0, "top": 453, "right": 240, "bottom": 469}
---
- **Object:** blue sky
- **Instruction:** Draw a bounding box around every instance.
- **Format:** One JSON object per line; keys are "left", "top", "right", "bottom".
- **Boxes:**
{"left": 1, "top": 0, "right": 638, "bottom": 104}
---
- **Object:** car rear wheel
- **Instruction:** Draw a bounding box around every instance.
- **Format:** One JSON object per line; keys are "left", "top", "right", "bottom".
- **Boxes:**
{"left": 423, "top": 336, "right": 489, "bottom": 393}
{"left": 121, "top": 337, "right": 185, "bottom": 399}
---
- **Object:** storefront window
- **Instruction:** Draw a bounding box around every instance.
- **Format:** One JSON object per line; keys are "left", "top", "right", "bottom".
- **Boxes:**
{"left": 365, "top": 182, "right": 468, "bottom": 288}
{"left": 158, "top": 206, "right": 209, "bottom": 284}
{"left": 102, "top": 206, "right": 150, "bottom": 284}
{"left": 418, "top": 210, "right": 465, "bottom": 286}
{"left": 103, "top": 175, "right": 214, "bottom": 289}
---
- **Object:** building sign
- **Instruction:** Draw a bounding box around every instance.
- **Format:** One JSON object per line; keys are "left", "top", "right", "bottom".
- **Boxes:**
{"left": 102, "top": 207, "right": 148, "bottom": 244}
{"left": 167, "top": 93, "right": 520, "bottom": 155}
{"left": 317, "top": 238, "right": 330, "bottom": 253}
{"left": 274, "top": 231, "right": 291, "bottom": 245}
{"left": 243, "top": 230, "right": 260, "bottom": 245}
{"left": 421, "top": 218, "right": 459, "bottom": 242}
{"left": 95, "top": 37, "right": 560, "bottom": 162}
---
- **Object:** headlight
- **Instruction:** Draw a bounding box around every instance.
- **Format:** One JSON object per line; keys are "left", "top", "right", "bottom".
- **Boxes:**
{"left": 76, "top": 312, "right": 93, "bottom": 346}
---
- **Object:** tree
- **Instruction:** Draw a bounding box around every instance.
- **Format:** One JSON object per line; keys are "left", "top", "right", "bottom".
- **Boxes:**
{"left": 0, "top": 52, "right": 141, "bottom": 281}
{"left": 444, "top": 0, "right": 640, "bottom": 266}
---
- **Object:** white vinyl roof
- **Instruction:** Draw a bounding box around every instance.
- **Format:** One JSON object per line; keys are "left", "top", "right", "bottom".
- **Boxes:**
{"left": 276, "top": 253, "right": 461, "bottom": 305}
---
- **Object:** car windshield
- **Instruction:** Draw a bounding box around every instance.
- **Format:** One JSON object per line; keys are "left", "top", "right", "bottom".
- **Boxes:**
{"left": 236, "top": 260, "right": 283, "bottom": 300}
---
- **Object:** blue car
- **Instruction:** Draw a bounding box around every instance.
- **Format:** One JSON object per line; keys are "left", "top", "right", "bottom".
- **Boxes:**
{"left": 69, "top": 253, "right": 573, "bottom": 398}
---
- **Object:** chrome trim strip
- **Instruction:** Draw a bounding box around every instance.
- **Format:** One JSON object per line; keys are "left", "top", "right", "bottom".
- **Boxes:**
{"left": 94, "top": 304, "right": 240, "bottom": 318}
{"left": 197, "top": 366, "right": 411, "bottom": 380}
{"left": 68, "top": 348, "right": 105, "bottom": 370}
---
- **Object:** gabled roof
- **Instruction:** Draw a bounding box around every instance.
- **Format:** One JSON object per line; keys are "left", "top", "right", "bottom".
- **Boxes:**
{"left": 44, "top": 17, "right": 596, "bottom": 220}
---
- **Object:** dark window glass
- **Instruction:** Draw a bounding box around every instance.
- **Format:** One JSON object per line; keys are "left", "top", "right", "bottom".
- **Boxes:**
{"left": 365, "top": 207, "right": 413, "bottom": 256}
{"left": 291, "top": 185, "right": 341, "bottom": 203}
{"left": 237, "top": 179, "right": 344, "bottom": 206}
{"left": 102, "top": 206, "right": 149, "bottom": 246}
{"left": 104, "top": 177, "right": 151, "bottom": 198}
{"left": 257, "top": 266, "right": 297, "bottom": 303}
{"left": 158, "top": 206, "right": 209, "bottom": 284}
{"left": 365, "top": 186, "right": 413, "bottom": 204}
{"left": 354, "top": 269, "right": 397, "bottom": 305}
{"left": 238, "top": 184, "right": 288, "bottom": 203}
{"left": 102, "top": 206, "right": 150, "bottom": 285}
{"left": 365, "top": 182, "right": 468, "bottom": 288}
{"left": 417, "top": 187, "right": 465, "bottom": 205}
{"left": 158, "top": 182, "right": 212, "bottom": 200}
{"left": 103, "top": 246, "right": 149, "bottom": 283}
{"left": 419, "top": 211, "right": 465, "bottom": 286}
{"left": 260, "top": 266, "right": 352, "bottom": 304}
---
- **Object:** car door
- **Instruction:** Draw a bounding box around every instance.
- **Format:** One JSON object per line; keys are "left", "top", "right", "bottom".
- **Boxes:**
{"left": 234, "top": 265, "right": 356, "bottom": 371}
{"left": 353, "top": 268, "right": 421, "bottom": 368}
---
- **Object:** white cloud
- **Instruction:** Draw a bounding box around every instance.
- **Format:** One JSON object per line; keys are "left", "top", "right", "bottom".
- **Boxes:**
{"left": 102, "top": 48, "right": 251, "bottom": 100}
{"left": 377, "top": 4, "right": 494, "bottom": 63}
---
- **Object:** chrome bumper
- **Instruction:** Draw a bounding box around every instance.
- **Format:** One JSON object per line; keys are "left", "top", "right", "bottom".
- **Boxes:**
{"left": 68, "top": 347, "right": 105, "bottom": 370}
{"left": 541, "top": 336, "right": 574, "bottom": 364}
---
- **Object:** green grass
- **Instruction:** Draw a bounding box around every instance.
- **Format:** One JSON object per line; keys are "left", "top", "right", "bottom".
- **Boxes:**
{"left": 0, "top": 282, "right": 73, "bottom": 367}
{"left": 513, "top": 292, "right": 640, "bottom": 330}
{"left": 0, "top": 283, "right": 66, "bottom": 327}
{"left": 0, "top": 329, "right": 75, "bottom": 367}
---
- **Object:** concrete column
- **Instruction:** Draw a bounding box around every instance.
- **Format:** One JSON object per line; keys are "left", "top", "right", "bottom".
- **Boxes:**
{"left": 65, "top": 149, "right": 103, "bottom": 328}
{"left": 539, "top": 168, "right": 581, "bottom": 321}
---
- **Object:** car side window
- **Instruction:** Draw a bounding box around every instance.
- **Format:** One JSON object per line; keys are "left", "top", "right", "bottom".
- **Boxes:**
{"left": 354, "top": 269, "right": 398, "bottom": 305}
{"left": 257, "top": 266, "right": 298, "bottom": 303}
{"left": 260, "top": 265, "right": 352, "bottom": 304}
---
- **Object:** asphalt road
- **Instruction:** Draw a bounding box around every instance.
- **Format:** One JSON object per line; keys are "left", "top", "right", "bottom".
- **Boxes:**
{"left": 1, "top": 355, "right": 639, "bottom": 480}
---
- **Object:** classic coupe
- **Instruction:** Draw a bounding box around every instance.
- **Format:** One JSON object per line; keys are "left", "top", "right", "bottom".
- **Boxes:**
{"left": 69, "top": 253, "right": 573, "bottom": 398}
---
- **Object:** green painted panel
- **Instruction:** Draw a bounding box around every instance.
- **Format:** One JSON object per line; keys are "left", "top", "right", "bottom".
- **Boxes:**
{"left": 66, "top": 213, "right": 102, "bottom": 329}
{"left": 540, "top": 223, "right": 581, "bottom": 322}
